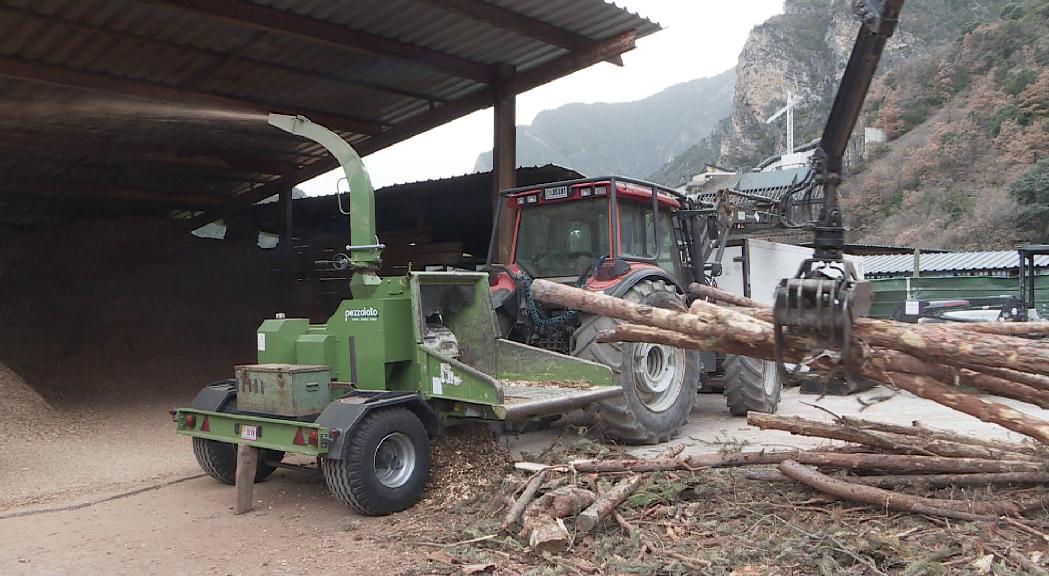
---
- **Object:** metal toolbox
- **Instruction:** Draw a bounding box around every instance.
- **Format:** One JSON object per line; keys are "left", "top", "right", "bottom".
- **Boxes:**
{"left": 235, "top": 363, "right": 331, "bottom": 417}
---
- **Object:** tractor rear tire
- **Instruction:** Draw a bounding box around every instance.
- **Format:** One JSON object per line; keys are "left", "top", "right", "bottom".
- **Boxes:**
{"left": 191, "top": 438, "right": 283, "bottom": 485}
{"left": 322, "top": 408, "right": 431, "bottom": 516}
{"left": 572, "top": 279, "right": 700, "bottom": 444}
{"left": 723, "top": 355, "right": 782, "bottom": 416}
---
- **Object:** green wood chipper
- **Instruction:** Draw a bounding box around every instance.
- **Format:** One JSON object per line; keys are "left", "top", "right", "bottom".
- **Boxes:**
{"left": 173, "top": 114, "right": 646, "bottom": 516}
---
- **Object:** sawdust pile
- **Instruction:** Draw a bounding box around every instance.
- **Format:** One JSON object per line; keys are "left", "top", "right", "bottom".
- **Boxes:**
{"left": 0, "top": 363, "right": 55, "bottom": 435}
{"left": 424, "top": 423, "right": 512, "bottom": 507}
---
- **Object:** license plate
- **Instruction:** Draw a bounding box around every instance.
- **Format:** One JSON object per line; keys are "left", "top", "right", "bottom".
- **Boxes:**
{"left": 544, "top": 186, "right": 568, "bottom": 200}
{"left": 240, "top": 425, "right": 258, "bottom": 441}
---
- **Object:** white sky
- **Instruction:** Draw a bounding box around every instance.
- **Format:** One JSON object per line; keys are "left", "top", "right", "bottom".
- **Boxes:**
{"left": 298, "top": 0, "right": 784, "bottom": 194}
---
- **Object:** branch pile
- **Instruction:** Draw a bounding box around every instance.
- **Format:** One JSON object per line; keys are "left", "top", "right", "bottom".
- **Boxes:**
{"left": 498, "top": 278, "right": 1049, "bottom": 553}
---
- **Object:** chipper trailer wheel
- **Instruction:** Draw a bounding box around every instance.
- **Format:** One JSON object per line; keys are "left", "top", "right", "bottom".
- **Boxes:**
{"left": 192, "top": 438, "right": 283, "bottom": 485}
{"left": 572, "top": 279, "right": 700, "bottom": 444}
{"left": 722, "top": 355, "right": 783, "bottom": 416}
{"left": 321, "top": 408, "right": 431, "bottom": 516}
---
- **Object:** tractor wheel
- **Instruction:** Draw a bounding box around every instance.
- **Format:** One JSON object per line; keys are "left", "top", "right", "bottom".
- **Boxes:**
{"left": 572, "top": 279, "right": 700, "bottom": 444}
{"left": 321, "top": 408, "right": 431, "bottom": 516}
{"left": 723, "top": 355, "right": 782, "bottom": 416}
{"left": 191, "top": 438, "right": 283, "bottom": 485}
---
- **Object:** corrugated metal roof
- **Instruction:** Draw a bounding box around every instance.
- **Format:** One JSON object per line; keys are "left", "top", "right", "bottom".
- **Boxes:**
{"left": 0, "top": 0, "right": 659, "bottom": 224}
{"left": 864, "top": 250, "right": 1049, "bottom": 276}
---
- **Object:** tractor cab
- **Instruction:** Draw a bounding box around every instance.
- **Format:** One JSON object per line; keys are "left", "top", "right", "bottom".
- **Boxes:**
{"left": 487, "top": 176, "right": 702, "bottom": 299}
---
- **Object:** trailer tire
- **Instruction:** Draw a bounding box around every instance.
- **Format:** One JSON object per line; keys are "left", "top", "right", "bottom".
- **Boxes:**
{"left": 573, "top": 279, "right": 700, "bottom": 444}
{"left": 723, "top": 355, "right": 782, "bottom": 416}
{"left": 322, "top": 408, "right": 431, "bottom": 516}
{"left": 191, "top": 438, "right": 283, "bottom": 485}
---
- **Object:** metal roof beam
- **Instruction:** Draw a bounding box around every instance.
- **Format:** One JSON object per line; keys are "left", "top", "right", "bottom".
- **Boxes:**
{"left": 156, "top": 0, "right": 496, "bottom": 84}
{"left": 506, "top": 30, "right": 636, "bottom": 95}
{"left": 2, "top": 187, "right": 229, "bottom": 210}
{"left": 182, "top": 29, "right": 639, "bottom": 229}
{"left": 0, "top": 5, "right": 448, "bottom": 105}
{"left": 421, "top": 0, "right": 622, "bottom": 65}
{"left": 0, "top": 56, "right": 385, "bottom": 136}
{"left": 0, "top": 139, "right": 294, "bottom": 177}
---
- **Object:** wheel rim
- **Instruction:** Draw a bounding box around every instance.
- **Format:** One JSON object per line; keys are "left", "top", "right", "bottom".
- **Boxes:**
{"left": 631, "top": 342, "right": 684, "bottom": 413}
{"left": 373, "top": 433, "right": 416, "bottom": 489}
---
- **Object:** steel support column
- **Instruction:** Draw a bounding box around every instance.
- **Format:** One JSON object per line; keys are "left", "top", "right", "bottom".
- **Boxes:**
{"left": 492, "top": 65, "right": 517, "bottom": 263}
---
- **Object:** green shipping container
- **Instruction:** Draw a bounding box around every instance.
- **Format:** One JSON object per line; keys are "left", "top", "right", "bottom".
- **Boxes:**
{"left": 869, "top": 275, "right": 1049, "bottom": 319}
{"left": 235, "top": 363, "right": 332, "bottom": 417}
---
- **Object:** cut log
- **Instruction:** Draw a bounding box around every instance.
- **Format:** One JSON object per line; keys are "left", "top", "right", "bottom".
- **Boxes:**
{"left": 527, "top": 517, "right": 570, "bottom": 554}
{"left": 688, "top": 283, "right": 764, "bottom": 309}
{"left": 571, "top": 451, "right": 800, "bottom": 473}
{"left": 571, "top": 451, "right": 1043, "bottom": 475}
{"left": 518, "top": 486, "right": 595, "bottom": 553}
{"left": 880, "top": 371, "right": 1049, "bottom": 447}
{"left": 777, "top": 460, "right": 998, "bottom": 520}
{"left": 576, "top": 475, "right": 642, "bottom": 534}
{"left": 739, "top": 304, "right": 1049, "bottom": 378}
{"left": 836, "top": 417, "right": 1048, "bottom": 458}
{"left": 502, "top": 470, "right": 547, "bottom": 530}
{"left": 599, "top": 323, "right": 1049, "bottom": 415}
{"left": 747, "top": 469, "right": 1049, "bottom": 488}
{"left": 747, "top": 412, "right": 1037, "bottom": 461}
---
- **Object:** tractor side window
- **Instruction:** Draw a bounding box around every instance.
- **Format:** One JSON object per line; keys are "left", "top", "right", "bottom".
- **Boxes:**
{"left": 618, "top": 200, "right": 682, "bottom": 281}
{"left": 619, "top": 202, "right": 657, "bottom": 259}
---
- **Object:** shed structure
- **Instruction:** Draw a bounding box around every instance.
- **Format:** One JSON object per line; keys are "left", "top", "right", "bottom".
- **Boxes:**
{"left": 0, "top": 0, "right": 658, "bottom": 232}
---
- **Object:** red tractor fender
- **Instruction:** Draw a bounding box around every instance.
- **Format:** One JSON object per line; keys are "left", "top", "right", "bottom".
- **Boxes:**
{"left": 585, "top": 262, "right": 684, "bottom": 298}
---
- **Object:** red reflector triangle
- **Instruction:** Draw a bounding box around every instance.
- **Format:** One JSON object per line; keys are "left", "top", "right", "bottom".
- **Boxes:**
{"left": 293, "top": 428, "right": 306, "bottom": 445}
{"left": 201, "top": 416, "right": 210, "bottom": 432}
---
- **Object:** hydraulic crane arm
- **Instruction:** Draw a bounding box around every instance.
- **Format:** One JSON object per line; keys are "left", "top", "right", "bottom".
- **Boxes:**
{"left": 812, "top": 0, "right": 903, "bottom": 260}
{"left": 773, "top": 0, "right": 905, "bottom": 384}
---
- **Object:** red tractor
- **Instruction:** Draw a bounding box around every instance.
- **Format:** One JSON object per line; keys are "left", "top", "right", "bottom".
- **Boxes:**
{"left": 486, "top": 176, "right": 781, "bottom": 444}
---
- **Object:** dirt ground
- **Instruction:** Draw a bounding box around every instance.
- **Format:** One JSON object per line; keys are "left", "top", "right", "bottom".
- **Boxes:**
{"left": 3, "top": 386, "right": 1048, "bottom": 575}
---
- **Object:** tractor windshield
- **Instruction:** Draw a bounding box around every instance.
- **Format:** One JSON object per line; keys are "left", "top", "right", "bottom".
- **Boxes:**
{"left": 514, "top": 199, "right": 609, "bottom": 278}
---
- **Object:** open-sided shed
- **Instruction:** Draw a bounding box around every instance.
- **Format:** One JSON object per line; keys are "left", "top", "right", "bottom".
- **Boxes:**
{"left": 0, "top": 0, "right": 657, "bottom": 226}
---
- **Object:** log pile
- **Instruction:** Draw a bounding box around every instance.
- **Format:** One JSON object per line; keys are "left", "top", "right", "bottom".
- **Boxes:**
{"left": 495, "top": 279, "right": 1049, "bottom": 555}
{"left": 529, "top": 279, "right": 1049, "bottom": 447}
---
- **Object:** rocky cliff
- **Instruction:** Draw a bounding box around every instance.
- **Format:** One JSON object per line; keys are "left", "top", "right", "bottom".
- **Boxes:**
{"left": 651, "top": 0, "right": 1012, "bottom": 187}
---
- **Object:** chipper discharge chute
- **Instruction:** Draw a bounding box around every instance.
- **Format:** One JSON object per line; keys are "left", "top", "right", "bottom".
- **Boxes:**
{"left": 172, "top": 114, "right": 623, "bottom": 516}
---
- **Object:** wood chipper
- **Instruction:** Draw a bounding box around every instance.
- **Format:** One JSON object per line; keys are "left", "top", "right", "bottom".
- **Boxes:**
{"left": 173, "top": 114, "right": 646, "bottom": 516}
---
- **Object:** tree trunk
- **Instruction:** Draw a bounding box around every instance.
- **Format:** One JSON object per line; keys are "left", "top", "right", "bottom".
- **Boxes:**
{"left": 878, "top": 371, "right": 1049, "bottom": 447}
{"left": 777, "top": 460, "right": 999, "bottom": 520}
{"left": 747, "top": 412, "right": 1038, "bottom": 461}
{"left": 570, "top": 451, "right": 1043, "bottom": 474}
{"left": 747, "top": 468, "right": 1049, "bottom": 488}
{"left": 836, "top": 416, "right": 1047, "bottom": 458}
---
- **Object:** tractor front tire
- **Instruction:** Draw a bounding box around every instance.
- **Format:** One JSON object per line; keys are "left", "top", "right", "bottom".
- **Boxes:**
{"left": 322, "top": 408, "right": 431, "bottom": 516}
{"left": 573, "top": 279, "right": 700, "bottom": 444}
{"left": 723, "top": 355, "right": 783, "bottom": 416}
{"left": 191, "top": 438, "right": 283, "bottom": 485}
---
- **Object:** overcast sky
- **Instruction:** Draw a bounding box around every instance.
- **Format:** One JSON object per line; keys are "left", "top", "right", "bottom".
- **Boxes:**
{"left": 298, "top": 0, "right": 784, "bottom": 194}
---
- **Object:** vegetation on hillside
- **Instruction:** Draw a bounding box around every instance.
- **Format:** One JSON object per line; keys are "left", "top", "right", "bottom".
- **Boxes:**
{"left": 847, "top": 0, "right": 1049, "bottom": 248}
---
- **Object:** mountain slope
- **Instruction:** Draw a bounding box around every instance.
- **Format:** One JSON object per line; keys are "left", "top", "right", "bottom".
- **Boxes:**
{"left": 649, "top": 0, "right": 1013, "bottom": 187}
{"left": 474, "top": 69, "right": 734, "bottom": 178}
{"left": 845, "top": 0, "right": 1049, "bottom": 248}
